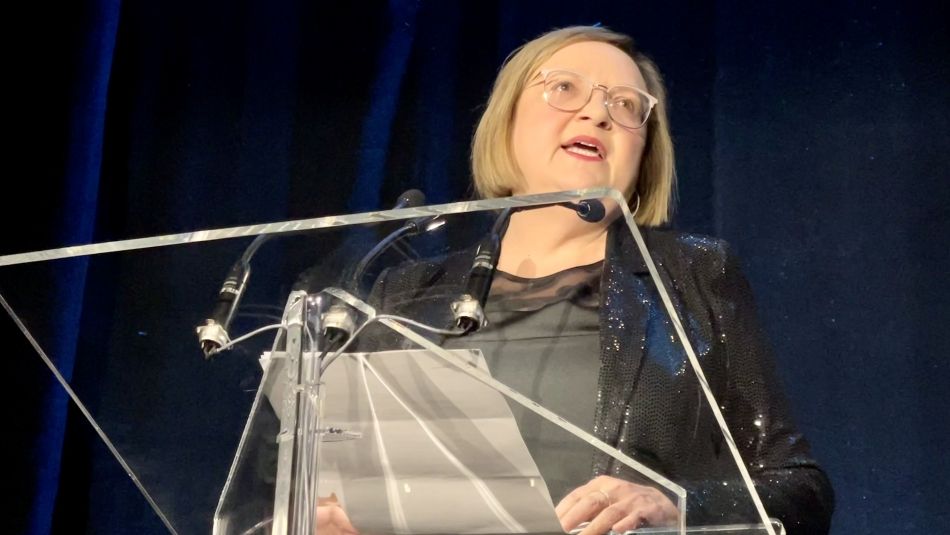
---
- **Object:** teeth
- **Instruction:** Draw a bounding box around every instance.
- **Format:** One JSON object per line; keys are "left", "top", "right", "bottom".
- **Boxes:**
{"left": 566, "top": 145, "right": 601, "bottom": 158}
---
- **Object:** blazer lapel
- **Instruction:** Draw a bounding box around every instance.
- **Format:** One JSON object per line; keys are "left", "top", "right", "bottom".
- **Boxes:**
{"left": 592, "top": 222, "right": 652, "bottom": 475}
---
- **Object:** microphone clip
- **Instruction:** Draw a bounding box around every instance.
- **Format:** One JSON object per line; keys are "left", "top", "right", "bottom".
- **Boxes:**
{"left": 451, "top": 294, "right": 487, "bottom": 333}
{"left": 196, "top": 320, "right": 231, "bottom": 358}
{"left": 322, "top": 303, "right": 357, "bottom": 342}
{"left": 449, "top": 198, "right": 606, "bottom": 335}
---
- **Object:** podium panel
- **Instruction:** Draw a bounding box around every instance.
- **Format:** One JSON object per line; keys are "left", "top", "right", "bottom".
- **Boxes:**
{"left": 2, "top": 189, "right": 783, "bottom": 535}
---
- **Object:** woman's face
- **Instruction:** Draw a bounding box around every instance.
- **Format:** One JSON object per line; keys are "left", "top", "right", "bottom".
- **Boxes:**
{"left": 510, "top": 41, "right": 649, "bottom": 198}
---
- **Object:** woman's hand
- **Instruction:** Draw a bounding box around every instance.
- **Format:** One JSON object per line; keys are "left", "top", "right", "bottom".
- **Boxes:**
{"left": 315, "top": 494, "right": 359, "bottom": 535}
{"left": 555, "top": 476, "right": 678, "bottom": 534}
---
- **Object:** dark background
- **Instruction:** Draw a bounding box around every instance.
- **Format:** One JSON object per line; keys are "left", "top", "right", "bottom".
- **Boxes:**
{"left": 5, "top": 0, "right": 949, "bottom": 533}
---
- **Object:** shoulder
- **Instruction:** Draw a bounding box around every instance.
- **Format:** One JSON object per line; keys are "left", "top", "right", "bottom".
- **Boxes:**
{"left": 380, "top": 247, "right": 473, "bottom": 285}
{"left": 639, "top": 230, "right": 760, "bottom": 319}
{"left": 639, "top": 228, "right": 736, "bottom": 276}
{"left": 368, "top": 246, "right": 474, "bottom": 311}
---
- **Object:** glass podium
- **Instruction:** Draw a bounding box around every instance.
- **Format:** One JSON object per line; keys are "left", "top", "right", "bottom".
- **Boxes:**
{"left": 2, "top": 188, "right": 784, "bottom": 535}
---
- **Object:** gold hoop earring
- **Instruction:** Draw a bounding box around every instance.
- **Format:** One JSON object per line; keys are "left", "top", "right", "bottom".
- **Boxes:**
{"left": 631, "top": 193, "right": 641, "bottom": 217}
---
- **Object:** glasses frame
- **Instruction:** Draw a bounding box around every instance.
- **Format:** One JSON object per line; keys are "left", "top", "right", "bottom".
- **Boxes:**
{"left": 533, "top": 69, "right": 658, "bottom": 129}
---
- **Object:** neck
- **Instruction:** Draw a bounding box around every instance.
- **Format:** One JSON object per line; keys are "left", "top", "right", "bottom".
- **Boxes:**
{"left": 496, "top": 205, "right": 609, "bottom": 278}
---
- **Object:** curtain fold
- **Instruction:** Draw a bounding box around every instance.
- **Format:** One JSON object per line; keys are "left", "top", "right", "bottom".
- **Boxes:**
{"left": 8, "top": 1, "right": 948, "bottom": 533}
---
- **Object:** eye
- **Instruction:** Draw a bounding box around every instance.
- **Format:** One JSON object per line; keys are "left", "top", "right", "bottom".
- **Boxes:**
{"left": 613, "top": 97, "right": 639, "bottom": 112}
{"left": 552, "top": 80, "right": 576, "bottom": 93}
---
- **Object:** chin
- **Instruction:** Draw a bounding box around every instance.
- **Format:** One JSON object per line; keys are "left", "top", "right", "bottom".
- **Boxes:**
{"left": 518, "top": 175, "right": 611, "bottom": 195}
{"left": 557, "top": 179, "right": 610, "bottom": 192}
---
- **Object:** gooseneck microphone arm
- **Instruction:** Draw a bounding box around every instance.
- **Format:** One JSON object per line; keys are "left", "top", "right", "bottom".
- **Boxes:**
{"left": 451, "top": 207, "right": 512, "bottom": 333}
{"left": 324, "top": 190, "right": 437, "bottom": 342}
{"left": 451, "top": 198, "right": 606, "bottom": 334}
{"left": 196, "top": 237, "right": 265, "bottom": 358}
{"left": 197, "top": 190, "right": 432, "bottom": 358}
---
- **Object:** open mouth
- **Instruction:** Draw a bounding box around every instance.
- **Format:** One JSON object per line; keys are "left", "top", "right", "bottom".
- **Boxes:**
{"left": 562, "top": 140, "right": 604, "bottom": 159}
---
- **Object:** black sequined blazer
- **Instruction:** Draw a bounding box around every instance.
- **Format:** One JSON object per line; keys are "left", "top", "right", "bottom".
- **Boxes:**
{"left": 367, "top": 222, "right": 834, "bottom": 534}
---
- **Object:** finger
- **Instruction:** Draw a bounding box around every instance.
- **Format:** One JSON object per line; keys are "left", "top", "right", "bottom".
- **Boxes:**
{"left": 558, "top": 492, "right": 611, "bottom": 531}
{"left": 316, "top": 505, "right": 334, "bottom": 527}
{"left": 610, "top": 496, "right": 677, "bottom": 533}
{"left": 555, "top": 492, "right": 581, "bottom": 519}
{"left": 634, "top": 488, "right": 679, "bottom": 527}
{"left": 557, "top": 475, "right": 620, "bottom": 517}
{"left": 611, "top": 509, "right": 650, "bottom": 534}
{"left": 330, "top": 506, "right": 359, "bottom": 534}
{"left": 316, "top": 504, "right": 359, "bottom": 535}
{"left": 555, "top": 481, "right": 595, "bottom": 519}
{"left": 578, "top": 505, "right": 626, "bottom": 535}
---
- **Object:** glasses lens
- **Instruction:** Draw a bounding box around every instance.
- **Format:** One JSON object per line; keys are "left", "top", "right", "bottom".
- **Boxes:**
{"left": 543, "top": 71, "right": 588, "bottom": 111}
{"left": 608, "top": 87, "right": 651, "bottom": 128}
{"left": 542, "top": 71, "right": 654, "bottom": 128}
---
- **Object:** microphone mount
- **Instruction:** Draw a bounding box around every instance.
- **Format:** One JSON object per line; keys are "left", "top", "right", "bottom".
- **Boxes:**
{"left": 451, "top": 197, "right": 607, "bottom": 333}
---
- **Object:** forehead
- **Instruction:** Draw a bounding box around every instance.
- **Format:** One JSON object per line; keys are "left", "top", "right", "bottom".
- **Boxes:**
{"left": 539, "top": 41, "right": 645, "bottom": 89}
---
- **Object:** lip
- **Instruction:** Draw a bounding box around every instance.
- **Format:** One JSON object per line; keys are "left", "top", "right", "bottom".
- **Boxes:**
{"left": 561, "top": 135, "right": 606, "bottom": 161}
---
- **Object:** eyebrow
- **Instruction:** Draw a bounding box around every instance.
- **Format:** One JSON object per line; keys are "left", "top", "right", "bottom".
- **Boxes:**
{"left": 537, "top": 68, "right": 643, "bottom": 90}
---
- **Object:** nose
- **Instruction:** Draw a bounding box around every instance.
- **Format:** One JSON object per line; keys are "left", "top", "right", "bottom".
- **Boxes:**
{"left": 576, "top": 85, "right": 611, "bottom": 129}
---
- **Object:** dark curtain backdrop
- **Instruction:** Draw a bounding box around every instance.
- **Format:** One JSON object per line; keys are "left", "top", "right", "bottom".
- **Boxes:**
{"left": 7, "top": 1, "right": 948, "bottom": 533}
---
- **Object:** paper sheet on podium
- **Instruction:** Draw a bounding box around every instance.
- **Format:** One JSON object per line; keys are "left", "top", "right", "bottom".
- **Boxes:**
{"left": 316, "top": 349, "right": 563, "bottom": 534}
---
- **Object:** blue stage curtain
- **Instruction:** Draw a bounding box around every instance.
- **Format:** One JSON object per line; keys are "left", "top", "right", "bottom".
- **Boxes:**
{"left": 7, "top": 1, "right": 948, "bottom": 533}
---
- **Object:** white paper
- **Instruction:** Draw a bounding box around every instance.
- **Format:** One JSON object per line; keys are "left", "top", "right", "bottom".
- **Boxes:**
{"left": 316, "top": 349, "right": 563, "bottom": 534}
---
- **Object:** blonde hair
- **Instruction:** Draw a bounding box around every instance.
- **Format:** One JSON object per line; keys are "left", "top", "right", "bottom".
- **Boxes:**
{"left": 471, "top": 26, "right": 676, "bottom": 226}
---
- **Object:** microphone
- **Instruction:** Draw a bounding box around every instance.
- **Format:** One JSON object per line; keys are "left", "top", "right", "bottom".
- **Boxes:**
{"left": 324, "top": 189, "right": 436, "bottom": 341}
{"left": 197, "top": 190, "right": 436, "bottom": 358}
{"left": 451, "top": 198, "right": 607, "bottom": 333}
{"left": 393, "top": 188, "right": 426, "bottom": 210}
{"left": 452, "top": 208, "right": 509, "bottom": 333}
{"left": 196, "top": 258, "right": 251, "bottom": 358}
{"left": 562, "top": 199, "right": 606, "bottom": 223}
{"left": 345, "top": 189, "right": 433, "bottom": 294}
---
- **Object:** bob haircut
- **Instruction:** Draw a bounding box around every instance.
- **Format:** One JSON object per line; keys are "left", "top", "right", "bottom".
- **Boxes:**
{"left": 471, "top": 26, "right": 675, "bottom": 226}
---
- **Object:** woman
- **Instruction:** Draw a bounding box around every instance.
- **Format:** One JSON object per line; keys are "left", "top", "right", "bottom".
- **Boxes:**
{"left": 366, "top": 25, "right": 833, "bottom": 534}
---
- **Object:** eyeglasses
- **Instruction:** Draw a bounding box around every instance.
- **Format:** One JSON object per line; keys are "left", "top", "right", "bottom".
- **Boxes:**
{"left": 534, "top": 69, "right": 658, "bottom": 129}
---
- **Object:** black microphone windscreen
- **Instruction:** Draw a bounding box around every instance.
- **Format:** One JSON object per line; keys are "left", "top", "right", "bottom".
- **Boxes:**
{"left": 393, "top": 189, "right": 426, "bottom": 209}
{"left": 576, "top": 199, "right": 606, "bottom": 223}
